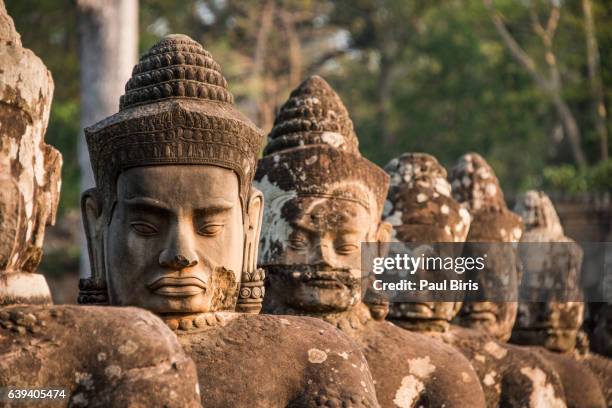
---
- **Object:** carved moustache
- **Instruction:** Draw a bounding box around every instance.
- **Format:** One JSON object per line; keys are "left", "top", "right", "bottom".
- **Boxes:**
{"left": 146, "top": 275, "right": 207, "bottom": 297}
{"left": 395, "top": 302, "right": 436, "bottom": 319}
{"left": 264, "top": 264, "right": 361, "bottom": 289}
{"left": 145, "top": 266, "right": 238, "bottom": 309}
{"left": 459, "top": 302, "right": 500, "bottom": 323}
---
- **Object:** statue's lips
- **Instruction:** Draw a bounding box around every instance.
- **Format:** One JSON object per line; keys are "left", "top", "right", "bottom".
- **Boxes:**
{"left": 463, "top": 310, "right": 497, "bottom": 322}
{"left": 401, "top": 303, "right": 435, "bottom": 318}
{"left": 303, "top": 272, "right": 345, "bottom": 289}
{"left": 265, "top": 265, "right": 357, "bottom": 289}
{"left": 147, "top": 277, "right": 207, "bottom": 297}
{"left": 307, "top": 279, "right": 344, "bottom": 289}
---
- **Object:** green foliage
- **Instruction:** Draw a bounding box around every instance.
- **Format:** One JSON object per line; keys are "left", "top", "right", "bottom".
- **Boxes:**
{"left": 39, "top": 241, "right": 80, "bottom": 278}
{"left": 48, "top": 101, "right": 81, "bottom": 213}
{"left": 543, "top": 164, "right": 589, "bottom": 193}
{"left": 5, "top": 0, "right": 612, "bottom": 213}
{"left": 589, "top": 159, "right": 612, "bottom": 191}
{"left": 328, "top": 0, "right": 554, "bottom": 193}
{"left": 543, "top": 159, "right": 612, "bottom": 193}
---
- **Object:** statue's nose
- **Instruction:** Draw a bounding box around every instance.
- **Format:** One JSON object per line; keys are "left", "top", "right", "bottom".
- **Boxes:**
{"left": 158, "top": 222, "right": 199, "bottom": 270}
{"left": 159, "top": 253, "right": 198, "bottom": 270}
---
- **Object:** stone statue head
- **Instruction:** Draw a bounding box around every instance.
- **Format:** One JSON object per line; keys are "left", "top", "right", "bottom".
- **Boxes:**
{"left": 80, "top": 35, "right": 265, "bottom": 317}
{"left": 450, "top": 153, "right": 523, "bottom": 341}
{"left": 255, "top": 76, "right": 391, "bottom": 314}
{"left": 0, "top": 3, "right": 61, "bottom": 304}
{"left": 511, "top": 190, "right": 584, "bottom": 353}
{"left": 514, "top": 190, "right": 565, "bottom": 240}
{"left": 449, "top": 153, "right": 508, "bottom": 213}
{"left": 382, "top": 153, "right": 471, "bottom": 332}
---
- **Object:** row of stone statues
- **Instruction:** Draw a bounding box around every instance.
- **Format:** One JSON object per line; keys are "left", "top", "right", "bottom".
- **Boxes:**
{"left": 0, "top": 9, "right": 610, "bottom": 406}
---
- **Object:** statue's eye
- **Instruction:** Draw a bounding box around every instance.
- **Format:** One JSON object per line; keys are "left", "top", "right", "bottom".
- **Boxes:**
{"left": 130, "top": 221, "right": 158, "bottom": 236}
{"left": 288, "top": 238, "right": 308, "bottom": 250}
{"left": 336, "top": 243, "right": 359, "bottom": 255}
{"left": 197, "top": 223, "right": 224, "bottom": 236}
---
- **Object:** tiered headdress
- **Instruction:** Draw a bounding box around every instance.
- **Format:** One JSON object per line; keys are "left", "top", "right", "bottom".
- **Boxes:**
{"left": 256, "top": 76, "right": 387, "bottom": 211}
{"left": 514, "top": 190, "right": 565, "bottom": 241}
{"left": 85, "top": 34, "right": 263, "bottom": 217}
{"left": 383, "top": 153, "right": 471, "bottom": 243}
{"left": 449, "top": 153, "right": 522, "bottom": 242}
{"left": 449, "top": 153, "right": 506, "bottom": 212}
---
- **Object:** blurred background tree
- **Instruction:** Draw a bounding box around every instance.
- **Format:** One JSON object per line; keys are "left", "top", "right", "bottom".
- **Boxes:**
{"left": 5, "top": 0, "right": 611, "bottom": 299}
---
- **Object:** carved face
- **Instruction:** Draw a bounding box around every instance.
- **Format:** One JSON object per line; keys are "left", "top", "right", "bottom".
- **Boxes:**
{"left": 457, "top": 243, "right": 520, "bottom": 341}
{"left": 263, "top": 195, "right": 379, "bottom": 313}
{"left": 389, "top": 239, "right": 462, "bottom": 332}
{"left": 459, "top": 301, "right": 518, "bottom": 341}
{"left": 449, "top": 155, "right": 523, "bottom": 341}
{"left": 512, "top": 302, "right": 584, "bottom": 353}
{"left": 85, "top": 165, "right": 258, "bottom": 314}
{"left": 391, "top": 301, "right": 460, "bottom": 332}
{"left": 518, "top": 195, "right": 539, "bottom": 229}
{"left": 591, "top": 304, "right": 612, "bottom": 357}
{"left": 385, "top": 195, "right": 467, "bottom": 332}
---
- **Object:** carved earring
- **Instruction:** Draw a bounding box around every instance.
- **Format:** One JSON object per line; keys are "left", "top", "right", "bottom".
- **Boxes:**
{"left": 236, "top": 268, "right": 265, "bottom": 314}
{"left": 77, "top": 232, "right": 110, "bottom": 305}
{"left": 77, "top": 277, "right": 109, "bottom": 304}
{"left": 236, "top": 191, "right": 265, "bottom": 314}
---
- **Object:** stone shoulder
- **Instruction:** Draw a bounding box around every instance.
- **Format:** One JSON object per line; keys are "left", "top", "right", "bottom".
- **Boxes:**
{"left": 359, "top": 321, "right": 485, "bottom": 408}
{"left": 582, "top": 353, "right": 612, "bottom": 407}
{"left": 0, "top": 305, "right": 201, "bottom": 407}
{"left": 532, "top": 347, "right": 606, "bottom": 408}
{"left": 180, "top": 313, "right": 379, "bottom": 407}
{"left": 446, "top": 326, "right": 569, "bottom": 407}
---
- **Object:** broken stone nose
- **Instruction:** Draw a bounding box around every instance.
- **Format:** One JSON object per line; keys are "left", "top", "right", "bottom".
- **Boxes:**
{"left": 160, "top": 254, "right": 198, "bottom": 270}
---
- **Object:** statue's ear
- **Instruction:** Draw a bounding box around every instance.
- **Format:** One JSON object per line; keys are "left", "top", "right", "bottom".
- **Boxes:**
{"left": 79, "top": 188, "right": 109, "bottom": 304}
{"left": 243, "top": 187, "right": 264, "bottom": 274}
{"left": 81, "top": 188, "right": 105, "bottom": 281}
{"left": 375, "top": 221, "right": 393, "bottom": 258}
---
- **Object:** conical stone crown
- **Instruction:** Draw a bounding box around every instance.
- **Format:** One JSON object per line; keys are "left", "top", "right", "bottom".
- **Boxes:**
{"left": 449, "top": 153, "right": 506, "bottom": 212}
{"left": 86, "top": 34, "right": 263, "bottom": 220}
{"left": 514, "top": 190, "right": 565, "bottom": 241}
{"left": 256, "top": 75, "right": 388, "bottom": 221}
{"left": 385, "top": 153, "right": 452, "bottom": 198}
{"left": 450, "top": 153, "right": 523, "bottom": 242}
{"left": 383, "top": 153, "right": 471, "bottom": 243}
{"left": 120, "top": 34, "right": 233, "bottom": 110}
{"left": 264, "top": 75, "right": 359, "bottom": 155}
